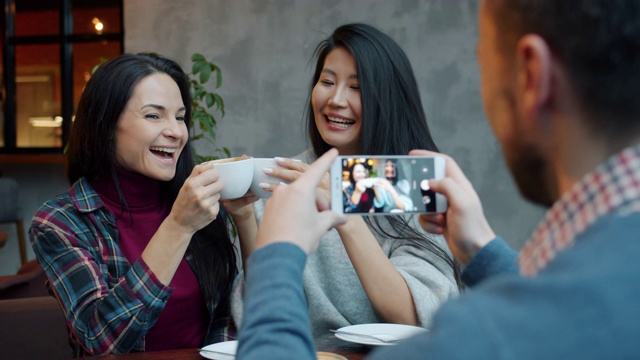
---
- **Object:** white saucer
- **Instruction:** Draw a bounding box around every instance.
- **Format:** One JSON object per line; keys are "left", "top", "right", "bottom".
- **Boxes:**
{"left": 199, "top": 340, "right": 237, "bottom": 360}
{"left": 333, "top": 323, "right": 427, "bottom": 346}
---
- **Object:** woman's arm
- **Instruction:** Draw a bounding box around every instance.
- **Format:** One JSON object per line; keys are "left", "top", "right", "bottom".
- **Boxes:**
{"left": 336, "top": 216, "right": 419, "bottom": 325}
{"left": 374, "top": 179, "right": 409, "bottom": 211}
{"left": 223, "top": 199, "right": 259, "bottom": 272}
{"left": 31, "top": 215, "right": 171, "bottom": 355}
{"left": 141, "top": 162, "right": 225, "bottom": 284}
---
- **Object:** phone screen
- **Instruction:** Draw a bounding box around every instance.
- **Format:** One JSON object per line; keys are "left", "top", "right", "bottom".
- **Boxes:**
{"left": 338, "top": 156, "right": 440, "bottom": 214}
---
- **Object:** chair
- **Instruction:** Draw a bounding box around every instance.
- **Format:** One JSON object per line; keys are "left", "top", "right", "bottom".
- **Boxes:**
{"left": 0, "top": 259, "right": 49, "bottom": 300}
{"left": 0, "top": 177, "right": 28, "bottom": 265}
{"left": 0, "top": 296, "right": 70, "bottom": 360}
{"left": 0, "top": 260, "right": 70, "bottom": 359}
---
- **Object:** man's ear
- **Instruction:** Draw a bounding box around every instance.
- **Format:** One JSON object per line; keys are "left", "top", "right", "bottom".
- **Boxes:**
{"left": 516, "top": 34, "right": 553, "bottom": 127}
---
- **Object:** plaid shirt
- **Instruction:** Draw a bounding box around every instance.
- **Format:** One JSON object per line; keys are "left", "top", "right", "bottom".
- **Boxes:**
{"left": 29, "top": 178, "right": 234, "bottom": 356}
{"left": 520, "top": 144, "right": 640, "bottom": 276}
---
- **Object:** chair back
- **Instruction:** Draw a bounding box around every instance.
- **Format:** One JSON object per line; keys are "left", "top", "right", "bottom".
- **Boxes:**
{"left": 0, "top": 177, "right": 19, "bottom": 222}
{"left": 0, "top": 296, "right": 70, "bottom": 360}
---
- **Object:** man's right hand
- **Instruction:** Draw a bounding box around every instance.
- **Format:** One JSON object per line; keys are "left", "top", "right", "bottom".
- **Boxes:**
{"left": 410, "top": 149, "right": 496, "bottom": 265}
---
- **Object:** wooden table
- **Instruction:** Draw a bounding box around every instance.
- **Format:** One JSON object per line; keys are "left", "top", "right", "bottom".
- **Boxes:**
{"left": 79, "top": 334, "right": 372, "bottom": 360}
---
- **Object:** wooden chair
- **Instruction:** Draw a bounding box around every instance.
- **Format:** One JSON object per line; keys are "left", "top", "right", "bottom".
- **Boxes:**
{"left": 0, "top": 259, "right": 49, "bottom": 300}
{"left": 0, "top": 177, "right": 27, "bottom": 265}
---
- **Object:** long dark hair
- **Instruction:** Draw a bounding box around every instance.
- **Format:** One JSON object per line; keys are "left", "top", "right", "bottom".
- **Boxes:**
{"left": 348, "top": 162, "right": 369, "bottom": 185}
{"left": 305, "top": 23, "right": 461, "bottom": 286}
{"left": 67, "top": 52, "right": 237, "bottom": 308}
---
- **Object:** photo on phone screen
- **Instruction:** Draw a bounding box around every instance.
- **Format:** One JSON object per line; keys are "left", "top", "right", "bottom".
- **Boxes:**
{"left": 330, "top": 156, "right": 447, "bottom": 215}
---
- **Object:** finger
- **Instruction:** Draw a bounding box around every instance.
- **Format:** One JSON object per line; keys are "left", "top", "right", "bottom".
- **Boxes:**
{"left": 418, "top": 214, "right": 445, "bottom": 234}
{"left": 193, "top": 161, "right": 210, "bottom": 175}
{"left": 317, "top": 211, "right": 347, "bottom": 232}
{"left": 275, "top": 157, "right": 307, "bottom": 171}
{"left": 419, "top": 213, "right": 445, "bottom": 227}
{"left": 316, "top": 191, "right": 331, "bottom": 212}
{"left": 428, "top": 178, "right": 473, "bottom": 212}
{"left": 267, "top": 166, "right": 302, "bottom": 182}
{"left": 297, "top": 148, "right": 339, "bottom": 189}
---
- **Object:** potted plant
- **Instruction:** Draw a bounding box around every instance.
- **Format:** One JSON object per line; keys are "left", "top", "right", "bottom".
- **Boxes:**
{"left": 188, "top": 53, "right": 230, "bottom": 163}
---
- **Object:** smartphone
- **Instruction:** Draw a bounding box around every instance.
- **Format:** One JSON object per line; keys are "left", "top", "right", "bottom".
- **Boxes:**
{"left": 330, "top": 155, "right": 447, "bottom": 215}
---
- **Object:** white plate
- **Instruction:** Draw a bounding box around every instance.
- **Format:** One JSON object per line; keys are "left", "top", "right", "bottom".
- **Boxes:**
{"left": 333, "top": 323, "right": 427, "bottom": 346}
{"left": 199, "top": 340, "right": 237, "bottom": 360}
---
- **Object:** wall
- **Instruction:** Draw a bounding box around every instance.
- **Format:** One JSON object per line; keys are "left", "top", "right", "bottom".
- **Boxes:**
{"left": 124, "top": 0, "right": 546, "bottom": 245}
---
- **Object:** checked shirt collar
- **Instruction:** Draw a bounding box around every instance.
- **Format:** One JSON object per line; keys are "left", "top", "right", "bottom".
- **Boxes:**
{"left": 519, "top": 143, "right": 640, "bottom": 276}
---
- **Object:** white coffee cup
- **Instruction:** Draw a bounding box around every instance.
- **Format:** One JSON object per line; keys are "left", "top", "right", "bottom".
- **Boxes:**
{"left": 250, "top": 158, "right": 288, "bottom": 198}
{"left": 208, "top": 156, "right": 253, "bottom": 199}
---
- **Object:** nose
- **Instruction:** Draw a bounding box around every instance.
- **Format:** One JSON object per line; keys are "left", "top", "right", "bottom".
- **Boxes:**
{"left": 162, "top": 118, "right": 184, "bottom": 139}
{"left": 328, "top": 86, "right": 348, "bottom": 108}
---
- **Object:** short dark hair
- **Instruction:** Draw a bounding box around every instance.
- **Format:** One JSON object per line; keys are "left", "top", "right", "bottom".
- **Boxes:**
{"left": 67, "top": 52, "right": 237, "bottom": 307}
{"left": 306, "top": 23, "right": 439, "bottom": 157}
{"left": 487, "top": 0, "right": 640, "bottom": 138}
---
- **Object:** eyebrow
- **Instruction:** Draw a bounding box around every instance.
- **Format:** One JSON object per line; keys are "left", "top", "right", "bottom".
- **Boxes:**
{"left": 321, "top": 68, "right": 358, "bottom": 80}
{"left": 140, "top": 104, "right": 186, "bottom": 112}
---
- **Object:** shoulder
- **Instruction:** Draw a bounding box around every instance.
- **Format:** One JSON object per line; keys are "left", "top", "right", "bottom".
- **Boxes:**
{"left": 31, "top": 178, "right": 106, "bottom": 233}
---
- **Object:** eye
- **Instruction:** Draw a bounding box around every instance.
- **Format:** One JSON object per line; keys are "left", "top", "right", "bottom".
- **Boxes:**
{"left": 145, "top": 113, "right": 160, "bottom": 120}
{"left": 320, "top": 79, "right": 334, "bottom": 86}
{"left": 350, "top": 84, "right": 360, "bottom": 91}
{"left": 176, "top": 115, "right": 186, "bottom": 122}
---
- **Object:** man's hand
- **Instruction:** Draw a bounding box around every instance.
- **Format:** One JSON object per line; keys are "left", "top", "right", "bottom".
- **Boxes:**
{"left": 256, "top": 148, "right": 347, "bottom": 254}
{"left": 411, "top": 149, "right": 496, "bottom": 265}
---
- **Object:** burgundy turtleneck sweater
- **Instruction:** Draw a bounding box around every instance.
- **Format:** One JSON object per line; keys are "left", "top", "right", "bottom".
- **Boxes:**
{"left": 90, "top": 169, "right": 207, "bottom": 351}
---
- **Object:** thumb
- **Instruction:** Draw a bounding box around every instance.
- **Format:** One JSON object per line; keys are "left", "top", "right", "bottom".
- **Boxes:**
{"left": 428, "top": 178, "right": 466, "bottom": 209}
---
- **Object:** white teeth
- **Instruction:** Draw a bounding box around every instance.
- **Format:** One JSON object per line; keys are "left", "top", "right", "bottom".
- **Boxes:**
{"left": 149, "top": 147, "right": 176, "bottom": 154}
{"left": 327, "top": 116, "right": 355, "bottom": 125}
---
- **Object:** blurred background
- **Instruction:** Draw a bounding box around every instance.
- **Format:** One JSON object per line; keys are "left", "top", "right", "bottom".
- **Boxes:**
{"left": 0, "top": 0, "right": 545, "bottom": 275}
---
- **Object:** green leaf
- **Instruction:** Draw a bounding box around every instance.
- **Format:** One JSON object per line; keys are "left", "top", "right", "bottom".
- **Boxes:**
{"left": 214, "top": 94, "right": 226, "bottom": 116}
{"left": 216, "top": 68, "right": 223, "bottom": 88}
{"left": 205, "top": 93, "right": 215, "bottom": 108}
{"left": 192, "top": 61, "right": 203, "bottom": 75}
{"left": 188, "top": 52, "right": 227, "bottom": 161}
{"left": 191, "top": 53, "right": 206, "bottom": 62}
{"left": 199, "top": 65, "right": 212, "bottom": 84}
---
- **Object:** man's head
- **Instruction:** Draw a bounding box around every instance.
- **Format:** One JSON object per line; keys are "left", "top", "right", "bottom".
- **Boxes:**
{"left": 478, "top": 0, "right": 640, "bottom": 206}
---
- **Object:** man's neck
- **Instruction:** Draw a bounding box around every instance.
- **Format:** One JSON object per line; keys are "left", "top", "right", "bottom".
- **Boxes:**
{"left": 553, "top": 119, "right": 640, "bottom": 196}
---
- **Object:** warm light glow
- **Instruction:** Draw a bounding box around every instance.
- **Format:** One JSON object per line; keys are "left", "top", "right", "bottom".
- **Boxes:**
{"left": 92, "top": 17, "right": 104, "bottom": 33}
{"left": 29, "top": 116, "right": 63, "bottom": 128}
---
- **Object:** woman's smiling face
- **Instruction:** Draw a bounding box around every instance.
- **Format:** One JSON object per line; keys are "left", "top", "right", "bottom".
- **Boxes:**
{"left": 312, "top": 46, "right": 362, "bottom": 155}
{"left": 352, "top": 163, "right": 367, "bottom": 182}
{"left": 114, "top": 73, "right": 188, "bottom": 181}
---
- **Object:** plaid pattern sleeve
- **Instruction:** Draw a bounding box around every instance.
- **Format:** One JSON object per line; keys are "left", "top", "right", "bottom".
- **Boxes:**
{"left": 29, "top": 178, "right": 172, "bottom": 355}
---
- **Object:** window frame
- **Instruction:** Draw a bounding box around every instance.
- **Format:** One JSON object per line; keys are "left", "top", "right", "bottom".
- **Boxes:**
{"left": 1, "top": 0, "right": 123, "bottom": 154}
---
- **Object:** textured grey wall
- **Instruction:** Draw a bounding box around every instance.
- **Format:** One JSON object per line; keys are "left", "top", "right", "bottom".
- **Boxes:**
{"left": 0, "top": 0, "right": 545, "bottom": 275}
{"left": 124, "top": 0, "right": 546, "bottom": 250}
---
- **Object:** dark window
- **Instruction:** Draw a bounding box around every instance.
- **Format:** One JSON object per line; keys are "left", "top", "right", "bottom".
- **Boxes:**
{"left": 1, "top": 0, "right": 123, "bottom": 154}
